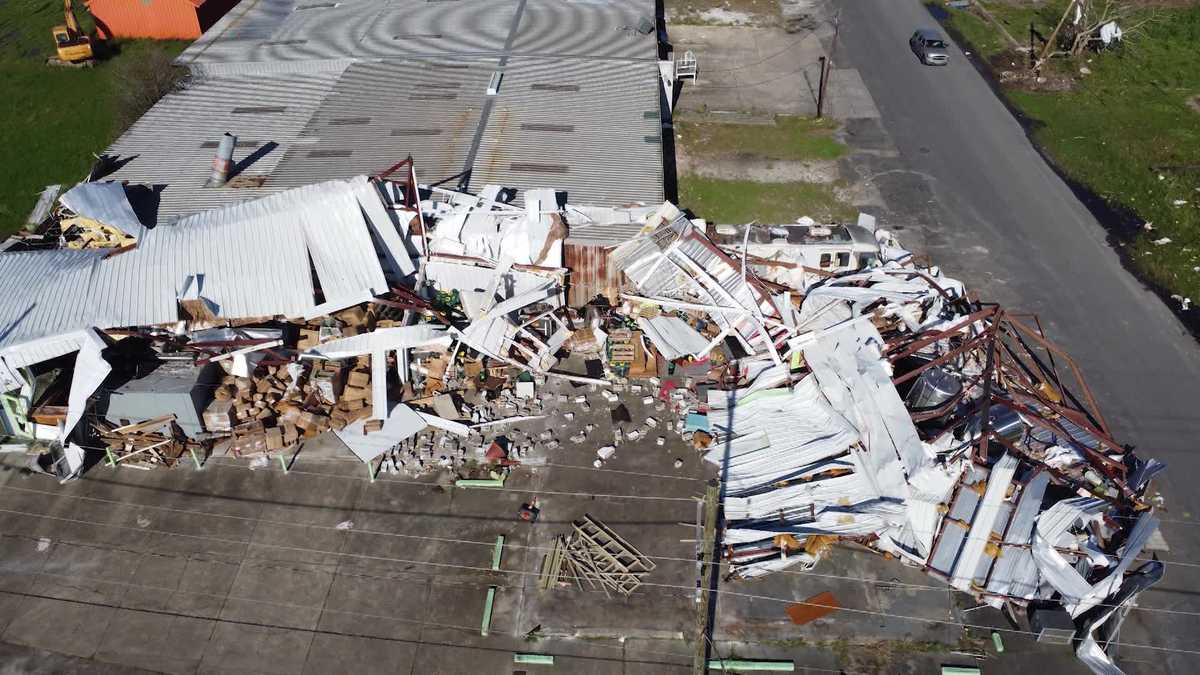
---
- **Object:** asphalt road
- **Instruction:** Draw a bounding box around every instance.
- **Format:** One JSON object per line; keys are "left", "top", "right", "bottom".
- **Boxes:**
{"left": 832, "top": 1, "right": 1200, "bottom": 673}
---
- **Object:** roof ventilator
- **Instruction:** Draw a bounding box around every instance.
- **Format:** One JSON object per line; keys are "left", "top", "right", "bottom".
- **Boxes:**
{"left": 205, "top": 133, "right": 236, "bottom": 188}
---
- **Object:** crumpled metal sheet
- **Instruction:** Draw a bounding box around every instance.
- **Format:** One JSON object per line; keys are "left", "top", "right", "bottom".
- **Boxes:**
{"left": 59, "top": 182, "right": 145, "bottom": 236}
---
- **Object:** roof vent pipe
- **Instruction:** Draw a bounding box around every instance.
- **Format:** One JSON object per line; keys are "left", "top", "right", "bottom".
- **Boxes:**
{"left": 206, "top": 133, "right": 237, "bottom": 187}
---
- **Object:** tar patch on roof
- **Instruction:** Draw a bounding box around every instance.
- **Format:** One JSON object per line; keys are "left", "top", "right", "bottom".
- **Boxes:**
{"left": 231, "top": 106, "right": 287, "bottom": 114}
{"left": 521, "top": 123, "right": 575, "bottom": 133}
{"left": 510, "top": 163, "right": 569, "bottom": 174}
{"left": 531, "top": 83, "right": 580, "bottom": 93}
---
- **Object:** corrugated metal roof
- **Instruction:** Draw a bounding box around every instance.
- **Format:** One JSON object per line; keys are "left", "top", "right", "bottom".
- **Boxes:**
{"left": 180, "top": 0, "right": 655, "bottom": 67}
{"left": 471, "top": 57, "right": 663, "bottom": 206}
{"left": 269, "top": 59, "right": 493, "bottom": 186}
{"left": 0, "top": 178, "right": 391, "bottom": 353}
{"left": 103, "top": 69, "right": 344, "bottom": 221}
{"left": 513, "top": 0, "right": 656, "bottom": 61}
{"left": 111, "top": 0, "right": 664, "bottom": 219}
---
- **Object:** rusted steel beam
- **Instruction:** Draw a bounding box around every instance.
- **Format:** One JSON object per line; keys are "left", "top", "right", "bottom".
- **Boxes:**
{"left": 987, "top": 430, "right": 1133, "bottom": 505}
{"left": 887, "top": 306, "right": 997, "bottom": 362}
{"left": 1003, "top": 315, "right": 1110, "bottom": 435}
{"left": 892, "top": 328, "right": 993, "bottom": 387}
{"left": 973, "top": 312, "right": 1004, "bottom": 464}
{"left": 1003, "top": 395, "right": 1127, "bottom": 478}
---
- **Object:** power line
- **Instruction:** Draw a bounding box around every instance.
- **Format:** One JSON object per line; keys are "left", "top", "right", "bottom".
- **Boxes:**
{"left": 41, "top": 461, "right": 1190, "bottom": 585}
{"left": 3, "top": 478, "right": 1193, "bottom": 605}
{"left": 5, "top": 503, "right": 1200, "bottom": 660}
{"left": 691, "top": 66, "right": 815, "bottom": 91}
{"left": 0, "top": 561, "right": 864, "bottom": 675}
{"left": 0, "top": 530, "right": 859, "bottom": 673}
{"left": 0, "top": 584, "right": 702, "bottom": 671}
{"left": 4, "top": 502, "right": 1200, "bottom": 638}
{"left": 538, "top": 462, "right": 703, "bottom": 482}
{"left": 0, "top": 484, "right": 945, "bottom": 592}
{"left": 35, "top": 448, "right": 702, "bottom": 503}
{"left": 697, "top": 35, "right": 813, "bottom": 74}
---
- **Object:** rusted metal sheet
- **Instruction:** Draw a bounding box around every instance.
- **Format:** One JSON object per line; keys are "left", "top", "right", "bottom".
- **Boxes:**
{"left": 785, "top": 591, "right": 840, "bottom": 625}
{"left": 564, "top": 242, "right": 620, "bottom": 307}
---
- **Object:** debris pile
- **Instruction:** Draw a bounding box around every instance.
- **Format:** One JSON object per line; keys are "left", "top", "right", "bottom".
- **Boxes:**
{"left": 539, "top": 515, "right": 656, "bottom": 597}
{"left": 0, "top": 159, "right": 1164, "bottom": 674}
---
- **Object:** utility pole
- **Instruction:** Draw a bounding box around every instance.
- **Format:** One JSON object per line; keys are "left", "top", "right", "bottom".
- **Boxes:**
{"left": 1029, "top": 21, "right": 1036, "bottom": 71}
{"left": 817, "top": 11, "right": 840, "bottom": 120}
{"left": 815, "top": 56, "right": 829, "bottom": 119}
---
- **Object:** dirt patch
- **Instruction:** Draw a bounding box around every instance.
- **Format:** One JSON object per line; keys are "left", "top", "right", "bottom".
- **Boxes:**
{"left": 677, "top": 149, "right": 840, "bottom": 183}
{"left": 667, "top": 0, "right": 781, "bottom": 27}
{"left": 989, "top": 48, "right": 1077, "bottom": 92}
{"left": 1188, "top": 95, "right": 1200, "bottom": 114}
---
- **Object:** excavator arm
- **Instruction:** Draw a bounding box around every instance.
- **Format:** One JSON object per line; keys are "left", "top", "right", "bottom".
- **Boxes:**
{"left": 63, "top": 0, "right": 83, "bottom": 37}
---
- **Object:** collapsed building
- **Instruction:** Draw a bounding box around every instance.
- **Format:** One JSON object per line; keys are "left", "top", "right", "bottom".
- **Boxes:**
{"left": 0, "top": 161, "right": 1163, "bottom": 675}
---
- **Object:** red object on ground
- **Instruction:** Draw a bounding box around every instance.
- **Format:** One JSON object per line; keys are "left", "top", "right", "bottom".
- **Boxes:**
{"left": 518, "top": 497, "right": 540, "bottom": 522}
{"left": 87, "top": 0, "right": 241, "bottom": 40}
{"left": 785, "top": 591, "right": 840, "bottom": 625}
{"left": 484, "top": 441, "right": 507, "bottom": 460}
{"left": 657, "top": 380, "right": 678, "bottom": 401}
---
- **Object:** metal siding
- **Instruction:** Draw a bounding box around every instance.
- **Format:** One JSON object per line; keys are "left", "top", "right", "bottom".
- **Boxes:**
{"left": 564, "top": 242, "right": 618, "bottom": 306}
{"left": 90, "top": 0, "right": 202, "bottom": 39}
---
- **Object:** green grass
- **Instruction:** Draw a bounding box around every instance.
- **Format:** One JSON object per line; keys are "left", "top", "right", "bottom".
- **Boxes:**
{"left": 937, "top": 2, "right": 1200, "bottom": 306}
{"left": 678, "top": 116, "right": 847, "bottom": 161}
{"left": 678, "top": 176, "right": 856, "bottom": 224}
{"left": 933, "top": 1, "right": 1055, "bottom": 63}
{"left": 0, "top": 0, "right": 188, "bottom": 232}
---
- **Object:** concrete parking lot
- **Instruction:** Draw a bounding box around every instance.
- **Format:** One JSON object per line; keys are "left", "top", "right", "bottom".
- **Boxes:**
{"left": 0, "top": 376, "right": 712, "bottom": 674}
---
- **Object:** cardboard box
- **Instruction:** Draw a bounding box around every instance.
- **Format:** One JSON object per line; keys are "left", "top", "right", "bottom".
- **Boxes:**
{"left": 203, "top": 399, "right": 236, "bottom": 432}
{"left": 229, "top": 432, "right": 267, "bottom": 456}
{"left": 265, "top": 427, "right": 284, "bottom": 451}
{"left": 297, "top": 328, "right": 320, "bottom": 350}
{"left": 337, "top": 306, "right": 368, "bottom": 327}
{"left": 296, "top": 411, "right": 328, "bottom": 432}
{"left": 346, "top": 370, "right": 370, "bottom": 389}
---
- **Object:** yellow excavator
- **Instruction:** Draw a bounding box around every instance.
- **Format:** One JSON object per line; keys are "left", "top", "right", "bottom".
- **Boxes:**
{"left": 48, "top": 0, "right": 95, "bottom": 68}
